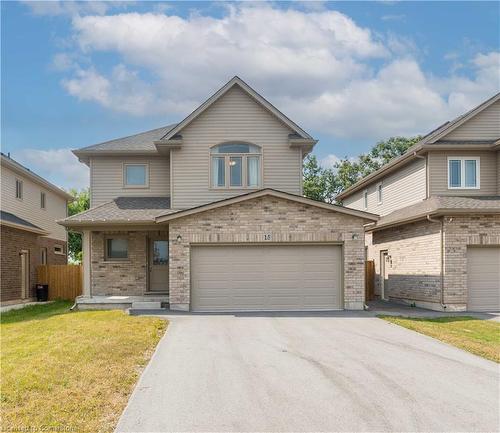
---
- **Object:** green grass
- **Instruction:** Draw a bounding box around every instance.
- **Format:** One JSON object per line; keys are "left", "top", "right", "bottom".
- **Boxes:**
{"left": 1, "top": 300, "right": 167, "bottom": 433}
{"left": 380, "top": 315, "right": 500, "bottom": 363}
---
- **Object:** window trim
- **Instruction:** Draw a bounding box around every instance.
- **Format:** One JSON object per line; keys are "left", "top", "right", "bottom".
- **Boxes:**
{"left": 209, "top": 143, "right": 263, "bottom": 190}
{"left": 40, "top": 191, "right": 46, "bottom": 210}
{"left": 122, "top": 163, "right": 150, "bottom": 189}
{"left": 54, "top": 244, "right": 65, "bottom": 256}
{"left": 376, "top": 183, "right": 383, "bottom": 205}
{"left": 15, "top": 179, "right": 23, "bottom": 200}
{"left": 447, "top": 157, "right": 480, "bottom": 190}
{"left": 105, "top": 237, "right": 129, "bottom": 261}
{"left": 40, "top": 247, "right": 48, "bottom": 265}
{"left": 363, "top": 189, "right": 368, "bottom": 210}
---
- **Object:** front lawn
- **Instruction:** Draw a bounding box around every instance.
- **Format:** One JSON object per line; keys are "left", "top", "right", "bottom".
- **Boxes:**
{"left": 380, "top": 315, "right": 499, "bottom": 363}
{"left": 1, "top": 300, "right": 167, "bottom": 433}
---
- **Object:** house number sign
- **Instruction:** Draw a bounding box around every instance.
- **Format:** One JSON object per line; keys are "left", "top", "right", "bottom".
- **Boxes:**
{"left": 264, "top": 234, "right": 272, "bottom": 241}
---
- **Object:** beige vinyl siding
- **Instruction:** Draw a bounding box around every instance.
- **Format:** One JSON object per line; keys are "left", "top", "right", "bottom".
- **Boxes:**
{"left": 90, "top": 156, "right": 170, "bottom": 207}
{"left": 342, "top": 158, "right": 426, "bottom": 216}
{"left": 171, "top": 85, "right": 301, "bottom": 209}
{"left": 443, "top": 100, "right": 500, "bottom": 141}
{"left": 428, "top": 150, "right": 497, "bottom": 196}
{"left": 1, "top": 166, "right": 67, "bottom": 240}
{"left": 497, "top": 151, "right": 500, "bottom": 194}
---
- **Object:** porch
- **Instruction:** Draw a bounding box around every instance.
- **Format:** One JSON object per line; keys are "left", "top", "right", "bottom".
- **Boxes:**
{"left": 76, "top": 294, "right": 169, "bottom": 311}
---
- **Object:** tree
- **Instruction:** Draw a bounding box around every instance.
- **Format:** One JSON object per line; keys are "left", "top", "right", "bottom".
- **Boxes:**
{"left": 303, "top": 136, "right": 422, "bottom": 203}
{"left": 66, "top": 188, "right": 90, "bottom": 263}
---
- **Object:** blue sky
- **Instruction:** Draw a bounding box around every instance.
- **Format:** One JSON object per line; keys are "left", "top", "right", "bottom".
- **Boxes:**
{"left": 2, "top": 1, "right": 499, "bottom": 190}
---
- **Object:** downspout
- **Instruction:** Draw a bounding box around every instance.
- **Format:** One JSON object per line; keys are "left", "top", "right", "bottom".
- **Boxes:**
{"left": 427, "top": 214, "right": 446, "bottom": 309}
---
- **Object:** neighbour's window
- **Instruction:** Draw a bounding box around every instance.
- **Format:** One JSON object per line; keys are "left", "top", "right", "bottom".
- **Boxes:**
{"left": 40, "top": 192, "right": 46, "bottom": 209}
{"left": 211, "top": 142, "right": 261, "bottom": 188}
{"left": 106, "top": 238, "right": 128, "bottom": 260}
{"left": 124, "top": 164, "right": 148, "bottom": 187}
{"left": 377, "top": 183, "right": 383, "bottom": 204}
{"left": 363, "top": 190, "right": 368, "bottom": 209}
{"left": 54, "top": 244, "right": 64, "bottom": 255}
{"left": 448, "top": 157, "right": 479, "bottom": 189}
{"left": 40, "top": 247, "right": 47, "bottom": 265}
{"left": 15, "top": 179, "right": 23, "bottom": 199}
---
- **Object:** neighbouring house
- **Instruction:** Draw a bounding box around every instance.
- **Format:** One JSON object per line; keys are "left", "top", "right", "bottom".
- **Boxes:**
{"left": 59, "top": 76, "right": 378, "bottom": 312}
{"left": 1, "top": 153, "right": 73, "bottom": 305}
{"left": 337, "top": 93, "right": 500, "bottom": 312}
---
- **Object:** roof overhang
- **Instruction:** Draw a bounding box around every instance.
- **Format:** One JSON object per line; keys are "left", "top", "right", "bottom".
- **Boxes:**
{"left": 154, "top": 137, "right": 183, "bottom": 154}
{"left": 72, "top": 150, "right": 160, "bottom": 165}
{"left": 0, "top": 219, "right": 49, "bottom": 235}
{"left": 156, "top": 189, "right": 378, "bottom": 223}
{"left": 58, "top": 219, "right": 157, "bottom": 228}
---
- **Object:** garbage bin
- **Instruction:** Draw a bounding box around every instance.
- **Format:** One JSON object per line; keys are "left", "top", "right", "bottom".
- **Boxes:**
{"left": 35, "top": 284, "right": 48, "bottom": 302}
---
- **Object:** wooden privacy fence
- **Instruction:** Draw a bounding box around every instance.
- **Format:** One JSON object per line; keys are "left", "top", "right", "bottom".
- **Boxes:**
{"left": 36, "top": 265, "right": 83, "bottom": 301}
{"left": 365, "top": 260, "right": 375, "bottom": 301}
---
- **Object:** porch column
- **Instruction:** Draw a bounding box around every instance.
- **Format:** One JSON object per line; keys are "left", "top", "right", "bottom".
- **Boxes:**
{"left": 82, "top": 230, "right": 91, "bottom": 297}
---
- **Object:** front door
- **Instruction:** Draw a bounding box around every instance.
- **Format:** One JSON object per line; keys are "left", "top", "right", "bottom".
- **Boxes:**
{"left": 149, "top": 238, "right": 169, "bottom": 292}
{"left": 20, "top": 250, "right": 30, "bottom": 299}
{"left": 380, "top": 250, "right": 389, "bottom": 300}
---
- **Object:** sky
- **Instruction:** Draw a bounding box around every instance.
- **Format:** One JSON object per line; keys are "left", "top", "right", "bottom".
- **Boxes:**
{"left": 2, "top": 1, "right": 499, "bottom": 190}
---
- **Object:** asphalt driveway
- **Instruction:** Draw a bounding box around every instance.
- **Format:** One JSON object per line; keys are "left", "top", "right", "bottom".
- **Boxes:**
{"left": 116, "top": 312, "right": 499, "bottom": 432}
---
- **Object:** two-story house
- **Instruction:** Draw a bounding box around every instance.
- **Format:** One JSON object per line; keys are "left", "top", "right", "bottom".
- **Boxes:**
{"left": 60, "top": 77, "right": 377, "bottom": 312}
{"left": 337, "top": 93, "right": 500, "bottom": 312}
{"left": 1, "top": 153, "right": 73, "bottom": 305}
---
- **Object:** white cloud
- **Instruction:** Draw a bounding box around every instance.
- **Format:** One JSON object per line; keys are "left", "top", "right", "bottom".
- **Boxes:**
{"left": 15, "top": 148, "right": 89, "bottom": 190}
{"left": 54, "top": 4, "right": 499, "bottom": 140}
{"left": 320, "top": 154, "right": 341, "bottom": 169}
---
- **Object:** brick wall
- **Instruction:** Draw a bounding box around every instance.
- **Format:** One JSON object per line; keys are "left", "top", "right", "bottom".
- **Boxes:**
{"left": 90, "top": 230, "right": 167, "bottom": 296}
{"left": 443, "top": 214, "right": 500, "bottom": 306}
{"left": 1, "top": 225, "right": 67, "bottom": 302}
{"left": 370, "top": 219, "right": 442, "bottom": 304}
{"left": 168, "top": 195, "right": 367, "bottom": 311}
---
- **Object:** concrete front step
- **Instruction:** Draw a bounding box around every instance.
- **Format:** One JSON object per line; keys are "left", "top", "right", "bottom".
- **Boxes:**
{"left": 131, "top": 301, "right": 162, "bottom": 310}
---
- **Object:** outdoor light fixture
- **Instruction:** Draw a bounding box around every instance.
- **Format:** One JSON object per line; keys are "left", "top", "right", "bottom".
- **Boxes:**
{"left": 176, "top": 234, "right": 182, "bottom": 242}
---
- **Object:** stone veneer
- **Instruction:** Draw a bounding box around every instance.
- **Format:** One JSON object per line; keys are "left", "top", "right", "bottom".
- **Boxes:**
{"left": 90, "top": 230, "right": 168, "bottom": 296}
{"left": 369, "top": 214, "right": 500, "bottom": 311}
{"left": 167, "top": 195, "right": 367, "bottom": 311}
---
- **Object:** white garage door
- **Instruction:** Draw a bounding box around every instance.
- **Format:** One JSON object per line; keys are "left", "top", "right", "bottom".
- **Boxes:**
{"left": 191, "top": 244, "right": 342, "bottom": 312}
{"left": 467, "top": 247, "right": 500, "bottom": 312}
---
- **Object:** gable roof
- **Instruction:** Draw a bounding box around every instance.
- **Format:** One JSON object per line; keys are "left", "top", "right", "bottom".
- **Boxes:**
{"left": 73, "top": 124, "right": 177, "bottom": 164}
{"left": 155, "top": 188, "right": 378, "bottom": 223}
{"left": 0, "top": 153, "right": 74, "bottom": 201}
{"left": 336, "top": 92, "right": 500, "bottom": 200}
{"left": 0, "top": 210, "right": 49, "bottom": 235}
{"left": 156, "top": 76, "right": 315, "bottom": 143}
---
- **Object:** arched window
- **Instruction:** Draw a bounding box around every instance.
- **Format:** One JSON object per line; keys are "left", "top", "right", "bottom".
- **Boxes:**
{"left": 210, "top": 142, "right": 261, "bottom": 188}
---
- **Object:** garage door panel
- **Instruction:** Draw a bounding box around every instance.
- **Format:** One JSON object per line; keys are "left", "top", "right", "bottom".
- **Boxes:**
{"left": 191, "top": 245, "right": 342, "bottom": 312}
{"left": 467, "top": 247, "right": 500, "bottom": 312}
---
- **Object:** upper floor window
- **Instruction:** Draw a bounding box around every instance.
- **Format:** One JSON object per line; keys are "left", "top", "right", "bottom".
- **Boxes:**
{"left": 15, "top": 179, "right": 23, "bottom": 199}
{"left": 124, "top": 163, "right": 149, "bottom": 188}
{"left": 363, "top": 190, "right": 368, "bottom": 210}
{"left": 210, "top": 143, "right": 261, "bottom": 189}
{"left": 377, "top": 183, "right": 383, "bottom": 205}
{"left": 448, "top": 157, "right": 480, "bottom": 189}
{"left": 40, "top": 192, "right": 46, "bottom": 209}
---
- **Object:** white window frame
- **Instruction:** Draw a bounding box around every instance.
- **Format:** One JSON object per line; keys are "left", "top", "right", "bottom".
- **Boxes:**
{"left": 40, "top": 247, "right": 47, "bottom": 265}
{"left": 447, "top": 157, "right": 480, "bottom": 189}
{"left": 15, "top": 179, "right": 23, "bottom": 200}
{"left": 54, "top": 244, "right": 65, "bottom": 255}
{"left": 209, "top": 144, "right": 262, "bottom": 190}
{"left": 363, "top": 189, "right": 368, "bottom": 210}
{"left": 123, "top": 163, "right": 149, "bottom": 189}
{"left": 376, "top": 183, "right": 383, "bottom": 205}
{"left": 40, "top": 191, "right": 46, "bottom": 210}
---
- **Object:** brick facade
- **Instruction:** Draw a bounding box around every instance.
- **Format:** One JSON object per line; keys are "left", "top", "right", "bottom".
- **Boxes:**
{"left": 167, "top": 195, "right": 367, "bottom": 311}
{"left": 368, "top": 214, "right": 500, "bottom": 311}
{"left": 90, "top": 230, "right": 168, "bottom": 296}
{"left": 0, "top": 225, "right": 67, "bottom": 303}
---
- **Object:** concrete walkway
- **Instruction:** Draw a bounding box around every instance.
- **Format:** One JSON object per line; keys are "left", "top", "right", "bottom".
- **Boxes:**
{"left": 116, "top": 312, "right": 499, "bottom": 432}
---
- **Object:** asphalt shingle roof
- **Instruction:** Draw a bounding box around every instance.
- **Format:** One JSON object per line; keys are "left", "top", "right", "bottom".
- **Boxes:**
{"left": 1, "top": 210, "right": 45, "bottom": 231}
{"left": 74, "top": 124, "right": 178, "bottom": 154}
{"left": 60, "top": 197, "right": 174, "bottom": 225}
{"left": 374, "top": 196, "right": 500, "bottom": 229}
